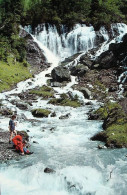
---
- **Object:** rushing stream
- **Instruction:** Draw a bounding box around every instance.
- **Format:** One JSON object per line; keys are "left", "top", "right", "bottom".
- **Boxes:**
{"left": 0, "top": 24, "right": 127, "bottom": 195}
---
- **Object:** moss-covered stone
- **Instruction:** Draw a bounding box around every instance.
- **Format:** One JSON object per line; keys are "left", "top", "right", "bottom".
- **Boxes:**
{"left": 29, "top": 85, "right": 54, "bottom": 99}
{"left": 32, "top": 108, "right": 51, "bottom": 117}
{"left": 90, "top": 101, "right": 127, "bottom": 148}
{"left": 48, "top": 94, "right": 81, "bottom": 108}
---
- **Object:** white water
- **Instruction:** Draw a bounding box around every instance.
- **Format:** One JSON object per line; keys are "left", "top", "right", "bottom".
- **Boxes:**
{"left": 0, "top": 24, "right": 127, "bottom": 195}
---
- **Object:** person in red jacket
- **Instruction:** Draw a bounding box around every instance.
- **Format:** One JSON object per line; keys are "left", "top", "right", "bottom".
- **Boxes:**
{"left": 12, "top": 133, "right": 33, "bottom": 155}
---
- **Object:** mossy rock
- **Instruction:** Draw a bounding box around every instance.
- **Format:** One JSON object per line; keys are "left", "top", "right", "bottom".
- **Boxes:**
{"left": 32, "top": 108, "right": 51, "bottom": 117}
{"left": 90, "top": 101, "right": 127, "bottom": 148}
{"left": 48, "top": 97, "right": 81, "bottom": 108}
{"left": 29, "top": 85, "right": 54, "bottom": 99}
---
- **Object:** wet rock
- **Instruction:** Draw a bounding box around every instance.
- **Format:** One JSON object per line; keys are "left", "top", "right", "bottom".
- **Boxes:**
{"left": 98, "top": 144, "right": 107, "bottom": 149}
{"left": 51, "top": 82, "right": 62, "bottom": 87}
{"left": 51, "top": 66, "right": 71, "bottom": 82}
{"left": 79, "top": 87, "right": 91, "bottom": 99}
{"left": 26, "top": 130, "right": 30, "bottom": 132}
{"left": 44, "top": 167, "right": 55, "bottom": 173}
{"left": 50, "top": 127, "right": 55, "bottom": 132}
{"left": 85, "top": 101, "right": 93, "bottom": 106}
{"left": 91, "top": 132, "right": 107, "bottom": 142}
{"left": 59, "top": 113, "right": 70, "bottom": 119}
{"left": 33, "top": 141, "right": 39, "bottom": 144}
{"left": 45, "top": 73, "right": 51, "bottom": 77}
{"left": 16, "top": 102, "right": 29, "bottom": 110}
{"left": 51, "top": 112, "right": 56, "bottom": 117}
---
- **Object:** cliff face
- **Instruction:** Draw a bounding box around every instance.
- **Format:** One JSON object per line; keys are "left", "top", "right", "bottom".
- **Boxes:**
{"left": 19, "top": 29, "right": 50, "bottom": 74}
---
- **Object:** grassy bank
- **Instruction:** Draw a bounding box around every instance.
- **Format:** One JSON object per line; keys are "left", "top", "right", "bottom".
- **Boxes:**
{"left": 0, "top": 58, "right": 32, "bottom": 92}
{"left": 90, "top": 102, "right": 127, "bottom": 148}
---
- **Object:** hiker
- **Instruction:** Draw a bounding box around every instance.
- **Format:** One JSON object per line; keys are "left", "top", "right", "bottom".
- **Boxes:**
{"left": 12, "top": 133, "right": 33, "bottom": 155}
{"left": 9, "top": 115, "right": 17, "bottom": 144}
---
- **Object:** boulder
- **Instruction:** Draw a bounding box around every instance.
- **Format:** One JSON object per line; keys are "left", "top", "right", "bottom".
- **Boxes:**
{"left": 70, "top": 64, "right": 89, "bottom": 76}
{"left": 51, "top": 66, "right": 71, "bottom": 82}
{"left": 50, "top": 82, "right": 62, "bottom": 87}
{"left": 44, "top": 167, "right": 55, "bottom": 173}
{"left": 59, "top": 113, "right": 70, "bottom": 119}
{"left": 79, "top": 87, "right": 91, "bottom": 99}
{"left": 93, "top": 50, "right": 116, "bottom": 69}
{"left": 16, "top": 102, "right": 29, "bottom": 110}
{"left": 31, "top": 109, "right": 51, "bottom": 118}
{"left": 51, "top": 112, "right": 56, "bottom": 117}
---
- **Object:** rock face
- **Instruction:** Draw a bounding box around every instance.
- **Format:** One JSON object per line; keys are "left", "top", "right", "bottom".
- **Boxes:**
{"left": 92, "top": 33, "right": 127, "bottom": 70}
{"left": 20, "top": 29, "right": 49, "bottom": 73}
{"left": 51, "top": 66, "right": 71, "bottom": 82}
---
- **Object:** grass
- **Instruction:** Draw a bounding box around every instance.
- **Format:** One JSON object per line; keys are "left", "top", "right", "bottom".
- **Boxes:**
{"left": 0, "top": 58, "right": 32, "bottom": 92}
{"left": 106, "top": 123, "right": 127, "bottom": 147}
{"left": 92, "top": 101, "right": 127, "bottom": 147}
{"left": 32, "top": 108, "right": 51, "bottom": 117}
{"left": 94, "top": 101, "right": 122, "bottom": 120}
{"left": 48, "top": 94, "right": 81, "bottom": 108}
{"left": 29, "top": 85, "right": 54, "bottom": 99}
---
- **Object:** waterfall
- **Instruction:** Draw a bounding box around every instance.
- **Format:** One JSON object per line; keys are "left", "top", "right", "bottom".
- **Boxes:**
{"left": 25, "top": 23, "right": 127, "bottom": 62}
{"left": 34, "top": 24, "right": 96, "bottom": 61}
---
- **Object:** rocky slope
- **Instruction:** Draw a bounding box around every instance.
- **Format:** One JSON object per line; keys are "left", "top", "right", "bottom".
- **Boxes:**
{"left": 20, "top": 29, "right": 50, "bottom": 74}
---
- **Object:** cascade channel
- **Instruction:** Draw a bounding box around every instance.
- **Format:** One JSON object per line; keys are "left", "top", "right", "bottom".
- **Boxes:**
{"left": 0, "top": 24, "right": 127, "bottom": 195}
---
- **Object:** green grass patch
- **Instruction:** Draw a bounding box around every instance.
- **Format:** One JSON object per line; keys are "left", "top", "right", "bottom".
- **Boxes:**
{"left": 32, "top": 108, "right": 51, "bottom": 117}
{"left": 48, "top": 94, "right": 81, "bottom": 108}
{"left": 106, "top": 123, "right": 127, "bottom": 147}
{"left": 94, "top": 101, "right": 122, "bottom": 120}
{"left": 0, "top": 58, "right": 32, "bottom": 92}
{"left": 29, "top": 85, "right": 54, "bottom": 99}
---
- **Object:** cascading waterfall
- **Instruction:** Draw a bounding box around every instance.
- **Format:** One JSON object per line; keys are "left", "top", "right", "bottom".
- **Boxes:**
{"left": 34, "top": 24, "right": 97, "bottom": 60}
{"left": 25, "top": 23, "right": 127, "bottom": 62}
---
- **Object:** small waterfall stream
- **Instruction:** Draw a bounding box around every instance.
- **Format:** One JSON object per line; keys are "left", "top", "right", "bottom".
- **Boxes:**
{"left": 0, "top": 23, "right": 127, "bottom": 195}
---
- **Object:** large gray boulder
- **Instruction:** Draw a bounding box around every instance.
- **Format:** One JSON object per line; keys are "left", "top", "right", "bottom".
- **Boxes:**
{"left": 51, "top": 66, "right": 71, "bottom": 82}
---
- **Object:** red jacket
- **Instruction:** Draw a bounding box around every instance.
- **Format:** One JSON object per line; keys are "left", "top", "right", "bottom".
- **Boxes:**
{"left": 12, "top": 135, "right": 24, "bottom": 153}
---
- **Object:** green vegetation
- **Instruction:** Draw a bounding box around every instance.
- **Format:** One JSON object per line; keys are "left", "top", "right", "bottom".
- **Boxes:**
{"left": 0, "top": 59, "right": 32, "bottom": 92}
{"left": 48, "top": 93, "right": 81, "bottom": 108}
{"left": 93, "top": 101, "right": 121, "bottom": 120}
{"left": 92, "top": 101, "right": 127, "bottom": 148}
{"left": 32, "top": 108, "right": 51, "bottom": 117}
{"left": 29, "top": 85, "right": 54, "bottom": 99}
